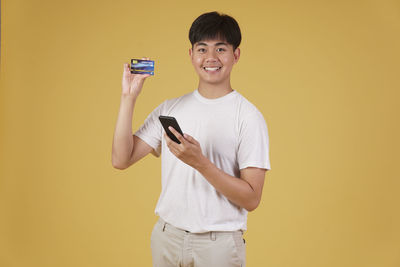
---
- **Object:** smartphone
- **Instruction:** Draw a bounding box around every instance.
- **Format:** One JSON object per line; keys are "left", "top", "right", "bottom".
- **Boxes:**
{"left": 159, "top": 116, "right": 184, "bottom": 144}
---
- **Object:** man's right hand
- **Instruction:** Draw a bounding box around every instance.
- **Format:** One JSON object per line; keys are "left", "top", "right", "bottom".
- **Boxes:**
{"left": 113, "top": 57, "right": 154, "bottom": 169}
{"left": 122, "top": 57, "right": 151, "bottom": 98}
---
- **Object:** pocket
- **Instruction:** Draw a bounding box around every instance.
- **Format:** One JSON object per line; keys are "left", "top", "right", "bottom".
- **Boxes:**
{"left": 232, "top": 232, "right": 246, "bottom": 265}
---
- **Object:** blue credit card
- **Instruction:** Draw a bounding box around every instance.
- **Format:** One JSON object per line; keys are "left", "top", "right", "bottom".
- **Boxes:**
{"left": 130, "top": 59, "right": 154, "bottom": 75}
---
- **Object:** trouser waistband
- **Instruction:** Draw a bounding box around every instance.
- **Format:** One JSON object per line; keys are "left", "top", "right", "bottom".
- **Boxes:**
{"left": 157, "top": 217, "right": 243, "bottom": 241}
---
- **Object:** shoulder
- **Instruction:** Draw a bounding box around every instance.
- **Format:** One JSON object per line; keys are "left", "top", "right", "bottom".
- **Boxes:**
{"left": 155, "top": 91, "right": 194, "bottom": 114}
{"left": 234, "top": 91, "right": 264, "bottom": 119}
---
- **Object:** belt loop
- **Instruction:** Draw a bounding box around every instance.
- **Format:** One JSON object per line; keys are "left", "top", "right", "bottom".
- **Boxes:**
{"left": 210, "top": 231, "right": 216, "bottom": 241}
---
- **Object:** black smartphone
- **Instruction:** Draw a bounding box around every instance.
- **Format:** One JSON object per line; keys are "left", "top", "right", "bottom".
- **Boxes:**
{"left": 159, "top": 116, "right": 184, "bottom": 144}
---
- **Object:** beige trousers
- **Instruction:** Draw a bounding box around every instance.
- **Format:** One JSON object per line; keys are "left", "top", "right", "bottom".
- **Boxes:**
{"left": 150, "top": 218, "right": 246, "bottom": 267}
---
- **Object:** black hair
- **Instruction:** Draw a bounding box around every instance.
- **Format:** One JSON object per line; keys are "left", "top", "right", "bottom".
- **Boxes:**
{"left": 189, "top": 11, "right": 242, "bottom": 50}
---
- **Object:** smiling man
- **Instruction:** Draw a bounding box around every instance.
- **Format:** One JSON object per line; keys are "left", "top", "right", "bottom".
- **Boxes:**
{"left": 112, "top": 11, "right": 271, "bottom": 267}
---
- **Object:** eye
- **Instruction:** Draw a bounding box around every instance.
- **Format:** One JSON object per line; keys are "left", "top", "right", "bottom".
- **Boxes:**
{"left": 197, "top": 48, "right": 206, "bottom": 53}
{"left": 216, "top": 47, "right": 226, "bottom": 52}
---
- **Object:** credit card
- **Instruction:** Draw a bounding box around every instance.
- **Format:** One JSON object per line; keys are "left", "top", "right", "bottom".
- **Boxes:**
{"left": 130, "top": 59, "right": 154, "bottom": 75}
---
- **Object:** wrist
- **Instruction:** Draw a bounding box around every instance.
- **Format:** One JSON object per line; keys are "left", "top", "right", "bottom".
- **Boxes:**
{"left": 120, "top": 93, "right": 138, "bottom": 103}
{"left": 195, "top": 155, "right": 212, "bottom": 173}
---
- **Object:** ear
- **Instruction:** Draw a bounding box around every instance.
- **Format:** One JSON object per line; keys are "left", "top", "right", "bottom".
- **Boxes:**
{"left": 233, "top": 47, "right": 240, "bottom": 63}
{"left": 189, "top": 48, "right": 193, "bottom": 57}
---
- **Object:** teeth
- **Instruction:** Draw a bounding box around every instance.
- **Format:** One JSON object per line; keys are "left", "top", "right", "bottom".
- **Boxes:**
{"left": 204, "top": 67, "right": 221, "bottom": 71}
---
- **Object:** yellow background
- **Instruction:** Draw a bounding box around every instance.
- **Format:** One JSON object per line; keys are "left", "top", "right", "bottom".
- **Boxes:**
{"left": 1, "top": 0, "right": 399, "bottom": 266}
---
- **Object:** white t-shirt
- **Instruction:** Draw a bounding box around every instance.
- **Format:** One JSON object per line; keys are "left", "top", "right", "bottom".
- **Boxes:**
{"left": 135, "top": 89, "right": 271, "bottom": 233}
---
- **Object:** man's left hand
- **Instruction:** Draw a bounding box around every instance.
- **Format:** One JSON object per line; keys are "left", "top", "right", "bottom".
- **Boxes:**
{"left": 164, "top": 127, "right": 207, "bottom": 169}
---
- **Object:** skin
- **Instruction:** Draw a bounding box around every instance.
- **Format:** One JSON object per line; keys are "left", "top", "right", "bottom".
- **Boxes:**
{"left": 189, "top": 40, "right": 240, "bottom": 98}
{"left": 112, "top": 40, "right": 268, "bottom": 211}
{"left": 112, "top": 57, "right": 154, "bottom": 170}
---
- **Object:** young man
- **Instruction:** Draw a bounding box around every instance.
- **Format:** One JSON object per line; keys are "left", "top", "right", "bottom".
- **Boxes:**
{"left": 112, "top": 11, "right": 270, "bottom": 267}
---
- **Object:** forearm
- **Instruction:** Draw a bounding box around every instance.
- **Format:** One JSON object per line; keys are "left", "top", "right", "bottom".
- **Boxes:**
{"left": 164, "top": 128, "right": 263, "bottom": 211}
{"left": 112, "top": 95, "right": 137, "bottom": 167}
{"left": 195, "top": 157, "right": 259, "bottom": 211}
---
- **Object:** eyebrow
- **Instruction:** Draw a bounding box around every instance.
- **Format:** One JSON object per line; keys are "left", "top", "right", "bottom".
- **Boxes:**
{"left": 195, "top": 42, "right": 228, "bottom": 47}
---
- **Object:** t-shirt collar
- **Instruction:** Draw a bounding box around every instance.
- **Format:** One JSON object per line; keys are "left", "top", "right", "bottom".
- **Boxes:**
{"left": 193, "top": 88, "right": 237, "bottom": 104}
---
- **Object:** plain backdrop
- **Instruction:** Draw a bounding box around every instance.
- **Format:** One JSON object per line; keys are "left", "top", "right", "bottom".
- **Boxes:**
{"left": 1, "top": 0, "right": 399, "bottom": 266}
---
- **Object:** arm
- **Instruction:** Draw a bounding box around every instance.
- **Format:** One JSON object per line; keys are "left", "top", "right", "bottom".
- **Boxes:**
{"left": 198, "top": 160, "right": 266, "bottom": 211}
{"left": 165, "top": 127, "right": 267, "bottom": 211}
{"left": 111, "top": 60, "right": 155, "bottom": 170}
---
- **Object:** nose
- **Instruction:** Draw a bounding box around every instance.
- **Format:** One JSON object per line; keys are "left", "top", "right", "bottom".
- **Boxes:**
{"left": 205, "top": 50, "right": 218, "bottom": 63}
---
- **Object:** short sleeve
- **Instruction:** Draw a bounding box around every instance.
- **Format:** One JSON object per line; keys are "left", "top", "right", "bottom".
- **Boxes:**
{"left": 237, "top": 111, "right": 271, "bottom": 170}
{"left": 134, "top": 103, "right": 164, "bottom": 155}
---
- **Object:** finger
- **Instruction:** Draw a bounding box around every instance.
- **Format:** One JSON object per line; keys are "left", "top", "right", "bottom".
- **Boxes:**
{"left": 164, "top": 133, "right": 181, "bottom": 156}
{"left": 164, "top": 132, "right": 176, "bottom": 148}
{"left": 183, "top": 133, "right": 198, "bottom": 145}
{"left": 133, "top": 73, "right": 151, "bottom": 82}
{"left": 169, "top": 147, "right": 179, "bottom": 156}
{"left": 168, "top": 126, "right": 185, "bottom": 144}
{"left": 133, "top": 71, "right": 151, "bottom": 79}
{"left": 123, "top": 63, "right": 130, "bottom": 73}
{"left": 183, "top": 133, "right": 192, "bottom": 142}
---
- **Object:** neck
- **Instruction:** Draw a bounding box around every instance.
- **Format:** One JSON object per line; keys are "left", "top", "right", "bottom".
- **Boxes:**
{"left": 197, "top": 80, "right": 233, "bottom": 99}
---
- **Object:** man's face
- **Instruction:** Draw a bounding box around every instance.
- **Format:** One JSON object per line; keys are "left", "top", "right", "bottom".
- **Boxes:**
{"left": 189, "top": 39, "right": 240, "bottom": 86}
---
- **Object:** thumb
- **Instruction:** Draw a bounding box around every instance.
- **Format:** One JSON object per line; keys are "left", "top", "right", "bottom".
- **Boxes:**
{"left": 124, "top": 63, "right": 130, "bottom": 71}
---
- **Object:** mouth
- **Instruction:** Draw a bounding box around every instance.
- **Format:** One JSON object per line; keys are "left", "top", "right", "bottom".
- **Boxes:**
{"left": 203, "top": 66, "right": 222, "bottom": 72}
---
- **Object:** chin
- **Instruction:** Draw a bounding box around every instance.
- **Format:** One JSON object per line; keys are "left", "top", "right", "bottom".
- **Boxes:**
{"left": 202, "top": 79, "right": 226, "bottom": 85}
